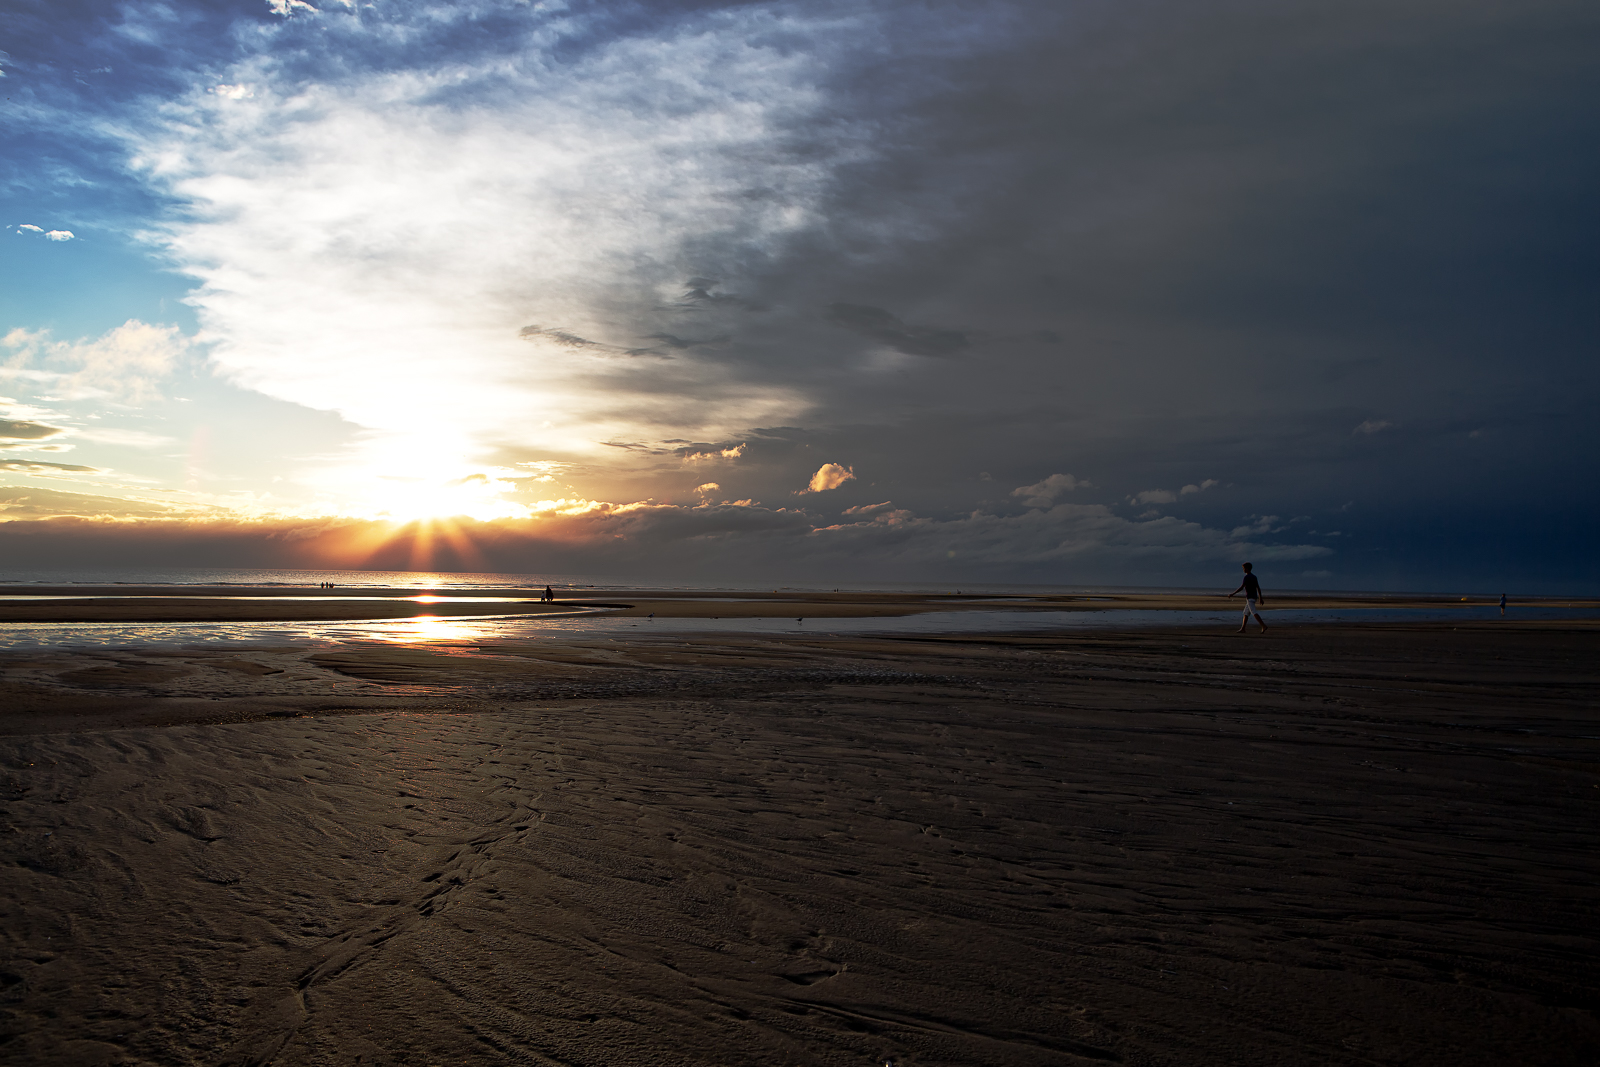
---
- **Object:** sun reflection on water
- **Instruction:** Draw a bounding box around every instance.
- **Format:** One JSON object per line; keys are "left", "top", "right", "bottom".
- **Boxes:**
{"left": 381, "top": 614, "right": 511, "bottom": 644}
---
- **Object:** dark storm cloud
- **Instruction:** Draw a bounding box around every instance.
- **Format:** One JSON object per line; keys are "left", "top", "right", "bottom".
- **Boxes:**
{"left": 612, "top": 0, "right": 1597, "bottom": 587}
{"left": 825, "top": 304, "right": 970, "bottom": 357}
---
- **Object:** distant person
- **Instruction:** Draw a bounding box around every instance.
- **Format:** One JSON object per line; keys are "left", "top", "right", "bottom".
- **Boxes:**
{"left": 545, "top": 585, "right": 554, "bottom": 602}
{"left": 1500, "top": 592, "right": 1507, "bottom": 617}
{"left": 1227, "top": 562, "right": 1268, "bottom": 634}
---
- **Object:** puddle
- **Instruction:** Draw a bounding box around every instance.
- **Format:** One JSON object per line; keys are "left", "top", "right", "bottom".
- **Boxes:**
{"left": 0, "top": 605, "right": 1592, "bottom": 652}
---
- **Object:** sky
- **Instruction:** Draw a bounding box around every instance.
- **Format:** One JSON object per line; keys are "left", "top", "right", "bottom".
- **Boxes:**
{"left": 1, "top": 0, "right": 1596, "bottom": 590}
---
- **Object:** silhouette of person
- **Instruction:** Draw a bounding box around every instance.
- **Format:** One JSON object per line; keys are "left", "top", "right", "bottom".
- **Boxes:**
{"left": 1227, "top": 562, "right": 1268, "bottom": 634}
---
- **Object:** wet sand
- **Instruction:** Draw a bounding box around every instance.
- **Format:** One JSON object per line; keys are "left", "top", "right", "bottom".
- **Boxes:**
{"left": 1, "top": 619, "right": 1597, "bottom": 1065}
{"left": 1, "top": 585, "right": 1592, "bottom": 624}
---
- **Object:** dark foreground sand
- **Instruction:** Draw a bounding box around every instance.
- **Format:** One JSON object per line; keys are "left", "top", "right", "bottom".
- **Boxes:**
{"left": 1, "top": 620, "right": 1597, "bottom": 1065}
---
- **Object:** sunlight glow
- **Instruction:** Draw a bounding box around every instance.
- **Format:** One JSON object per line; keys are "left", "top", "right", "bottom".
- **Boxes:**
{"left": 362, "top": 474, "right": 530, "bottom": 524}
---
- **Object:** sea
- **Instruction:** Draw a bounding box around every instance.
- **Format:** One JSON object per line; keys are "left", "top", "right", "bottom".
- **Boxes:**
{"left": 0, "top": 565, "right": 1221, "bottom": 596}
{"left": 0, "top": 566, "right": 1589, "bottom": 651}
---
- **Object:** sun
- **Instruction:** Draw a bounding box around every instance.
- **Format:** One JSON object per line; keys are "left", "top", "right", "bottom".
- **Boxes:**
{"left": 358, "top": 471, "right": 531, "bottom": 524}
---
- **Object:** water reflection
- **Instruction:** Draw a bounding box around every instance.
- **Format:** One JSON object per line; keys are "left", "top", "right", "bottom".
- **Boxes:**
{"left": 0, "top": 594, "right": 536, "bottom": 602}
{"left": 0, "top": 605, "right": 1588, "bottom": 652}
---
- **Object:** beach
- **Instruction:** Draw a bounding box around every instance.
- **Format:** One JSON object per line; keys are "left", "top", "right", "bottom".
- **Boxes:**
{"left": 0, "top": 585, "right": 1579, "bottom": 625}
{"left": 1, "top": 597, "right": 1596, "bottom": 1065}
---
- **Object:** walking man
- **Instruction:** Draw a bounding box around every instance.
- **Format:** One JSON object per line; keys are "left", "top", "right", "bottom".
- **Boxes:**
{"left": 1227, "top": 562, "right": 1268, "bottom": 634}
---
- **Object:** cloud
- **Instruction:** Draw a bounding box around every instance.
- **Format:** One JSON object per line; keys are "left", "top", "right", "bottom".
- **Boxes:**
{"left": 826, "top": 304, "right": 969, "bottom": 358}
{"left": 6, "top": 0, "right": 1596, "bottom": 588}
{"left": 1, "top": 321, "right": 186, "bottom": 403}
{"left": 1231, "top": 515, "right": 1284, "bottom": 537}
{"left": 0, "top": 486, "right": 183, "bottom": 519}
{"left": 10, "top": 224, "right": 73, "bottom": 240}
{"left": 1131, "top": 489, "right": 1178, "bottom": 505}
{"left": 0, "top": 418, "right": 65, "bottom": 441}
{"left": 0, "top": 460, "right": 99, "bottom": 474}
{"left": 682, "top": 443, "right": 746, "bottom": 463}
{"left": 842, "top": 500, "right": 893, "bottom": 515}
{"left": 121, "top": 6, "right": 860, "bottom": 488}
{"left": 0, "top": 496, "right": 1331, "bottom": 579}
{"left": 803, "top": 463, "right": 856, "bottom": 493}
{"left": 0, "top": 495, "right": 1331, "bottom": 579}
{"left": 210, "top": 84, "right": 253, "bottom": 100}
{"left": 821, "top": 505, "right": 915, "bottom": 528}
{"left": 73, "top": 427, "right": 177, "bottom": 449}
{"left": 518, "top": 326, "right": 612, "bottom": 352}
{"left": 694, "top": 482, "right": 720, "bottom": 494}
{"left": 1012, "top": 473, "right": 1085, "bottom": 508}
{"left": 1181, "top": 479, "right": 1218, "bottom": 495}
{"left": 1, "top": 443, "right": 72, "bottom": 453}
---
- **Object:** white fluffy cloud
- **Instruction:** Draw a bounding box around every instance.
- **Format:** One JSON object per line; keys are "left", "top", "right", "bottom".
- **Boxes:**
{"left": 12, "top": 224, "right": 73, "bottom": 240}
{"left": 127, "top": 8, "right": 868, "bottom": 498}
{"left": 804, "top": 463, "right": 856, "bottom": 493}
{"left": 1, "top": 320, "right": 186, "bottom": 403}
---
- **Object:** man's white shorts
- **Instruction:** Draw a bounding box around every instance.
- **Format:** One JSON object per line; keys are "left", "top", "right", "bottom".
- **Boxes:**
{"left": 1243, "top": 598, "right": 1262, "bottom": 617}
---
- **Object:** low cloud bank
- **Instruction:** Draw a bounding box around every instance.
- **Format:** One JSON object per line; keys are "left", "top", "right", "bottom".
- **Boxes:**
{"left": 0, "top": 495, "right": 1327, "bottom": 583}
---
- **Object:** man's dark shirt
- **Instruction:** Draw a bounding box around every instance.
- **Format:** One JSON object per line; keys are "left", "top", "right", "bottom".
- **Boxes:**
{"left": 1242, "top": 573, "right": 1261, "bottom": 599}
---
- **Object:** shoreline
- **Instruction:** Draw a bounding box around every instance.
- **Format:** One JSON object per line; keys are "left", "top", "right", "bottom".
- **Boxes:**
{"left": 1, "top": 585, "right": 1593, "bottom": 624}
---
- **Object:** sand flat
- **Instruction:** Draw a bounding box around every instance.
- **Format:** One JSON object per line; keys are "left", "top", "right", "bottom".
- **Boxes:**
{"left": 1, "top": 622, "right": 1597, "bottom": 1065}
{"left": 2, "top": 586, "right": 1591, "bottom": 625}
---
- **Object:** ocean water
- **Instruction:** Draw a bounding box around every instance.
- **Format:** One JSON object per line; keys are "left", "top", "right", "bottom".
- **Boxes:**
{"left": 0, "top": 565, "right": 1237, "bottom": 597}
{"left": 0, "top": 566, "right": 644, "bottom": 590}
